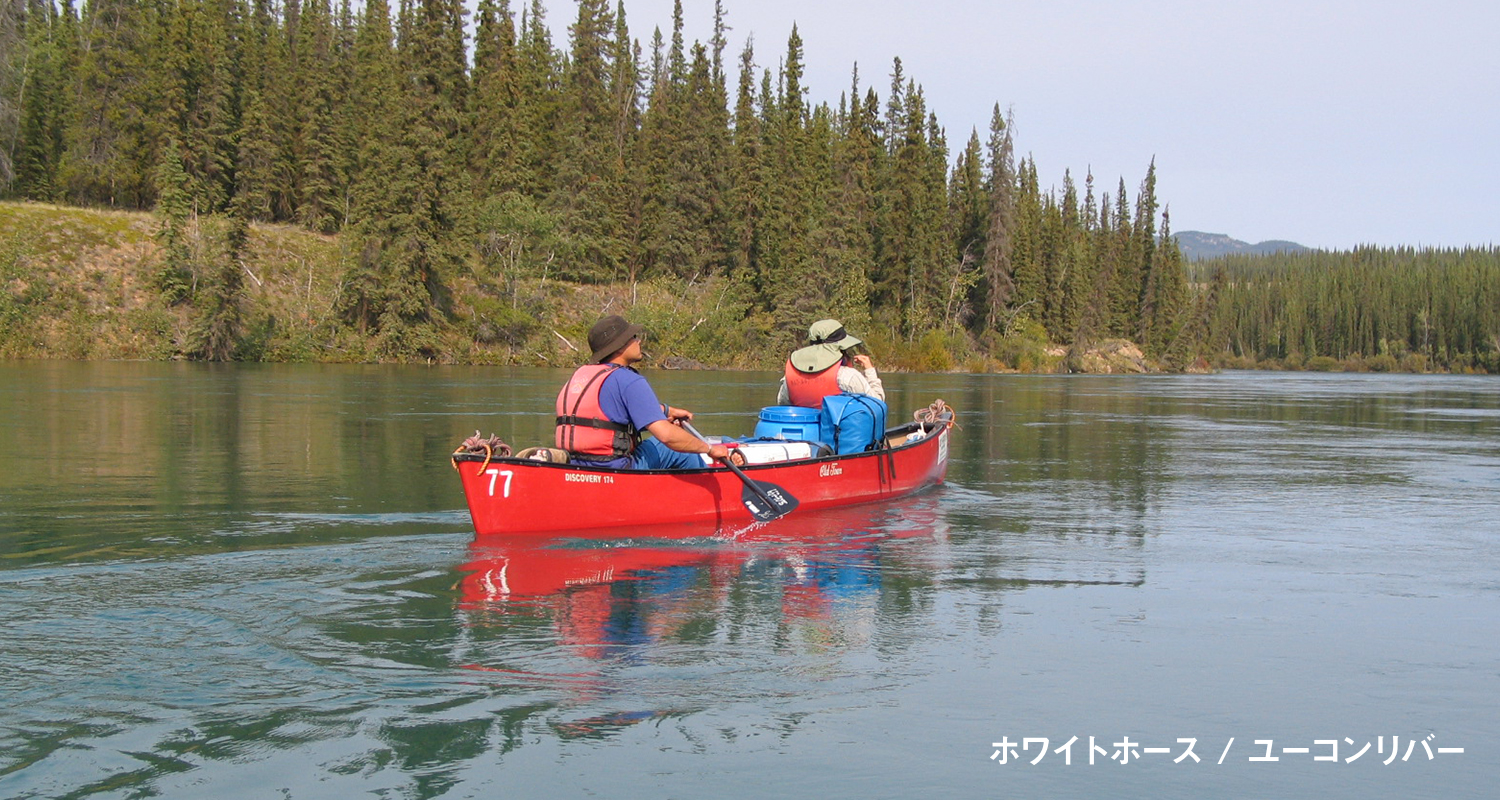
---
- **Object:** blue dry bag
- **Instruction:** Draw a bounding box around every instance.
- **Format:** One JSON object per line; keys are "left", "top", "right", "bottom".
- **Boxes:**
{"left": 819, "top": 394, "right": 888, "bottom": 455}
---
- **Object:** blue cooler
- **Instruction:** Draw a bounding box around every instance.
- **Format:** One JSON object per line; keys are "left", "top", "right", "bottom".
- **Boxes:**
{"left": 754, "top": 406, "right": 821, "bottom": 441}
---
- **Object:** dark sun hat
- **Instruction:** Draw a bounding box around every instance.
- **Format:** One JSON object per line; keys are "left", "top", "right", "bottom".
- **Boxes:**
{"left": 588, "top": 314, "right": 645, "bottom": 362}
{"left": 789, "top": 319, "right": 862, "bottom": 372}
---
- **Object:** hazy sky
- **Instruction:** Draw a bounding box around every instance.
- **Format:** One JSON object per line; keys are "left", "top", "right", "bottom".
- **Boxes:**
{"left": 529, "top": 0, "right": 1498, "bottom": 250}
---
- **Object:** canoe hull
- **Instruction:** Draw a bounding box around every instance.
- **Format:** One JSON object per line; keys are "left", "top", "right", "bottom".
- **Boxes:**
{"left": 453, "top": 422, "right": 951, "bottom": 535}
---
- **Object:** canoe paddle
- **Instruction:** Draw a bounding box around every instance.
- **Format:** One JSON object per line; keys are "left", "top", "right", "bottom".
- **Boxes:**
{"left": 681, "top": 421, "right": 799, "bottom": 522}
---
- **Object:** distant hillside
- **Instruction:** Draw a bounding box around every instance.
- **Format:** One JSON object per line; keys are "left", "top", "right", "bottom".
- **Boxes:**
{"left": 1174, "top": 230, "right": 1312, "bottom": 262}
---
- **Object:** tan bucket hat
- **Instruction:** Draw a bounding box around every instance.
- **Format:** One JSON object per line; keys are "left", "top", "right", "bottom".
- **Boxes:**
{"left": 788, "top": 319, "right": 862, "bottom": 372}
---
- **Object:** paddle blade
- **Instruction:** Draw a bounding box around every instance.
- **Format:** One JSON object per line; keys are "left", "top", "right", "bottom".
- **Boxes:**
{"left": 741, "top": 479, "right": 799, "bottom": 521}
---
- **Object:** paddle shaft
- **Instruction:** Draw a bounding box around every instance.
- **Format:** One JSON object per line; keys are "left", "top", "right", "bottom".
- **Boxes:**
{"left": 680, "top": 421, "right": 795, "bottom": 519}
{"left": 680, "top": 420, "right": 766, "bottom": 490}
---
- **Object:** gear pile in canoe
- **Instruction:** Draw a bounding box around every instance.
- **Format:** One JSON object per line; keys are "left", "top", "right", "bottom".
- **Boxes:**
{"left": 451, "top": 400, "right": 956, "bottom": 535}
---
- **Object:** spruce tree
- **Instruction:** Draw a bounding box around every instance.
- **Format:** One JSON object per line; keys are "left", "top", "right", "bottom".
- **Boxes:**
{"left": 1147, "top": 207, "right": 1191, "bottom": 360}
{"left": 979, "top": 104, "right": 1015, "bottom": 330}
{"left": 681, "top": 42, "right": 730, "bottom": 279}
{"left": 883, "top": 57, "right": 904, "bottom": 158}
{"left": 725, "top": 39, "right": 760, "bottom": 281}
{"left": 336, "top": 0, "right": 398, "bottom": 334}
{"left": 341, "top": 0, "right": 471, "bottom": 357}
{"left": 1054, "top": 169, "right": 1092, "bottom": 341}
{"left": 512, "top": 0, "right": 558, "bottom": 199}
{"left": 1038, "top": 194, "right": 1066, "bottom": 340}
{"left": 1133, "top": 159, "right": 1159, "bottom": 344}
{"left": 152, "top": 139, "right": 194, "bottom": 304}
{"left": 639, "top": 11, "right": 729, "bottom": 282}
{"left": 549, "top": 0, "right": 622, "bottom": 281}
{"left": 709, "top": 0, "right": 728, "bottom": 89}
{"left": 635, "top": 28, "right": 686, "bottom": 280}
{"left": 874, "top": 78, "right": 948, "bottom": 338}
{"left": 813, "top": 67, "right": 878, "bottom": 325}
{"left": 329, "top": 0, "right": 358, "bottom": 226}
{"left": 10, "top": 0, "right": 80, "bottom": 199}
{"left": 756, "top": 25, "right": 818, "bottom": 330}
{"left": 155, "top": 0, "right": 238, "bottom": 212}
{"left": 1007, "top": 158, "right": 1043, "bottom": 328}
{"left": 60, "top": 0, "right": 156, "bottom": 207}
{"left": 915, "top": 107, "right": 960, "bottom": 333}
{"left": 1105, "top": 177, "right": 1137, "bottom": 337}
{"left": 0, "top": 0, "right": 20, "bottom": 191}
{"left": 234, "top": 0, "right": 281, "bottom": 221}
{"left": 294, "top": 0, "right": 341, "bottom": 231}
{"left": 951, "top": 129, "right": 987, "bottom": 268}
{"left": 188, "top": 199, "right": 248, "bottom": 360}
{"left": 470, "top": 0, "right": 522, "bottom": 195}
{"left": 603, "top": 2, "right": 645, "bottom": 278}
{"left": 1070, "top": 173, "right": 1117, "bottom": 351}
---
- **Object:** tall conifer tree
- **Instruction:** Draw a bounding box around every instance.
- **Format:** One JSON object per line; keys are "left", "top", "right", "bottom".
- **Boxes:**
{"left": 10, "top": 0, "right": 81, "bottom": 199}
{"left": 979, "top": 104, "right": 1015, "bottom": 330}
{"left": 813, "top": 71, "right": 878, "bottom": 325}
{"left": 550, "top": 0, "right": 622, "bottom": 280}
{"left": 60, "top": 0, "right": 156, "bottom": 207}
{"left": 726, "top": 38, "right": 762, "bottom": 283}
{"left": 1133, "top": 159, "right": 1159, "bottom": 344}
{"left": 0, "top": 0, "right": 21, "bottom": 191}
{"left": 234, "top": 0, "right": 282, "bottom": 221}
{"left": 470, "top": 0, "right": 522, "bottom": 195}
{"left": 756, "top": 25, "right": 817, "bottom": 328}
{"left": 294, "top": 0, "right": 340, "bottom": 230}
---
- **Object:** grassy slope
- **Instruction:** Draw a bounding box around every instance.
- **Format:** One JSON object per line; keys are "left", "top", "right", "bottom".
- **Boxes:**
{"left": 0, "top": 201, "right": 403, "bottom": 361}
{"left": 1, "top": 202, "right": 165, "bottom": 359}
{"left": 0, "top": 201, "right": 811, "bottom": 367}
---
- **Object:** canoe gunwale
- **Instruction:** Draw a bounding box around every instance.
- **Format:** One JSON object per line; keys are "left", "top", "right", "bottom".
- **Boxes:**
{"left": 451, "top": 416, "right": 948, "bottom": 476}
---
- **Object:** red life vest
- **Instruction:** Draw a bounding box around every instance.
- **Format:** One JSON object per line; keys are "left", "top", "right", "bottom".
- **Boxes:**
{"left": 555, "top": 364, "right": 637, "bottom": 460}
{"left": 784, "top": 360, "right": 842, "bottom": 408}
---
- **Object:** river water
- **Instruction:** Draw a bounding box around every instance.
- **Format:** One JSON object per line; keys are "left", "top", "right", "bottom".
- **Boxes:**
{"left": 0, "top": 362, "right": 1496, "bottom": 798}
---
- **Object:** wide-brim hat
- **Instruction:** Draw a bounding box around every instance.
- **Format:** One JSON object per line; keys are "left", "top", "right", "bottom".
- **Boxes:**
{"left": 789, "top": 319, "right": 862, "bottom": 372}
{"left": 588, "top": 314, "right": 644, "bottom": 362}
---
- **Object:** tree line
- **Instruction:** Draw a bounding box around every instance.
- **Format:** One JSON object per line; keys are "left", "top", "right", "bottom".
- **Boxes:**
{"left": 0, "top": 0, "right": 1247, "bottom": 366}
{"left": 1196, "top": 247, "right": 1500, "bottom": 373}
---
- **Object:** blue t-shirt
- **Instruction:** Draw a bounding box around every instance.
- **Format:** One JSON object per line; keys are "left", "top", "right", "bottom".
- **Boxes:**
{"left": 588, "top": 367, "right": 668, "bottom": 468}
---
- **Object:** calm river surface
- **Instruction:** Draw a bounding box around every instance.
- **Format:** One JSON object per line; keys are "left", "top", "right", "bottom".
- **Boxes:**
{"left": 1, "top": 362, "right": 1496, "bottom": 799}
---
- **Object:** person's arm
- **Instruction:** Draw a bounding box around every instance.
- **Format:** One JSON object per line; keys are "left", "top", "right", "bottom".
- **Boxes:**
{"left": 617, "top": 377, "right": 728, "bottom": 460}
{"left": 646, "top": 419, "right": 729, "bottom": 459}
{"left": 840, "top": 356, "right": 886, "bottom": 401}
{"left": 776, "top": 378, "right": 790, "bottom": 405}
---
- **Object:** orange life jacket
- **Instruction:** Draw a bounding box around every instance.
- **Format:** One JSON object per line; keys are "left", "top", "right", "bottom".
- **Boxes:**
{"left": 784, "top": 360, "right": 841, "bottom": 408}
{"left": 555, "top": 364, "right": 637, "bottom": 460}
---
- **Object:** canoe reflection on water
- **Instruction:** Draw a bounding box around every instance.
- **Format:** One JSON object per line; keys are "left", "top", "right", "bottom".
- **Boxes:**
{"left": 455, "top": 497, "right": 947, "bottom": 661}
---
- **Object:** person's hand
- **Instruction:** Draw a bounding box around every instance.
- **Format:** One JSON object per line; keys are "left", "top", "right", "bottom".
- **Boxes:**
{"left": 707, "top": 443, "right": 730, "bottom": 460}
{"left": 665, "top": 405, "right": 694, "bottom": 423}
{"left": 851, "top": 354, "right": 874, "bottom": 370}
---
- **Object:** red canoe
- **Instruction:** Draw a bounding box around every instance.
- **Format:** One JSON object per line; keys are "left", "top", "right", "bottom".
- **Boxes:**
{"left": 452, "top": 405, "right": 954, "bottom": 535}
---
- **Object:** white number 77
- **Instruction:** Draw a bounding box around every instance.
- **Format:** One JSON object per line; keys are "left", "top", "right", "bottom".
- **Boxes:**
{"left": 485, "top": 468, "right": 513, "bottom": 498}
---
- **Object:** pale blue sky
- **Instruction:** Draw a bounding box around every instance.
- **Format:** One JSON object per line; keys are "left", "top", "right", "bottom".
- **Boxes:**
{"left": 528, "top": 0, "right": 1498, "bottom": 250}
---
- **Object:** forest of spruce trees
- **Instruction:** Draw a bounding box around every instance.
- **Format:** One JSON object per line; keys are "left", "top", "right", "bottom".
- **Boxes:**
{"left": 2, "top": 0, "right": 1496, "bottom": 371}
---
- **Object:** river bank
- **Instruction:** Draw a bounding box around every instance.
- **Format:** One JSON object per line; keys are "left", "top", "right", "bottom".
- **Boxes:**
{"left": 0, "top": 201, "right": 1030, "bottom": 370}
{"left": 3, "top": 201, "right": 1489, "bottom": 374}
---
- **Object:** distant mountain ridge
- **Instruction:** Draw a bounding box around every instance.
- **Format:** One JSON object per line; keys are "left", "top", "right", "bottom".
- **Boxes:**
{"left": 1174, "top": 230, "right": 1312, "bottom": 262}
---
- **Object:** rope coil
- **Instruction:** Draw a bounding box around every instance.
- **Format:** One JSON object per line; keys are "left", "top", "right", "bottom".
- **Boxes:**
{"left": 914, "top": 398, "right": 958, "bottom": 430}
{"left": 452, "top": 430, "right": 512, "bottom": 475}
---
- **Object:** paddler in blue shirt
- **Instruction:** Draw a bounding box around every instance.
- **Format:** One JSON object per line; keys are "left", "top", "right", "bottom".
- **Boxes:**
{"left": 555, "top": 315, "right": 731, "bottom": 469}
